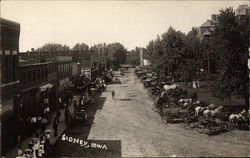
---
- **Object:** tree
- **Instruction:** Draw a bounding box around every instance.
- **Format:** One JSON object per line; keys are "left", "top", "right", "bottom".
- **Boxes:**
{"left": 211, "top": 7, "right": 249, "bottom": 106}
{"left": 145, "top": 36, "right": 165, "bottom": 74}
{"left": 161, "top": 27, "right": 187, "bottom": 78}
{"left": 106, "top": 43, "right": 127, "bottom": 64}
{"left": 182, "top": 27, "right": 202, "bottom": 85}
{"left": 127, "top": 47, "right": 140, "bottom": 65}
{"left": 35, "top": 43, "right": 70, "bottom": 52}
{"left": 72, "top": 43, "right": 89, "bottom": 51}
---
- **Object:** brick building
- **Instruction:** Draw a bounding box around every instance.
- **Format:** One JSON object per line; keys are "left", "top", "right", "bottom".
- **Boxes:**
{"left": 0, "top": 18, "right": 20, "bottom": 155}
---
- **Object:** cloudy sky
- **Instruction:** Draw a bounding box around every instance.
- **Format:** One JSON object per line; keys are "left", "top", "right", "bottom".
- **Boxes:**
{"left": 1, "top": 0, "right": 248, "bottom": 51}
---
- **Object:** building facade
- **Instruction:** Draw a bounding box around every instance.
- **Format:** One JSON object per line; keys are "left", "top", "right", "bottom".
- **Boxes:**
{"left": 0, "top": 18, "right": 20, "bottom": 155}
{"left": 18, "top": 62, "right": 50, "bottom": 117}
{"left": 197, "top": 14, "right": 218, "bottom": 40}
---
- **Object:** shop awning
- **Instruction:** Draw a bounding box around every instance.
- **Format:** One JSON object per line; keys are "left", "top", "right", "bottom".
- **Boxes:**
{"left": 40, "top": 83, "right": 53, "bottom": 92}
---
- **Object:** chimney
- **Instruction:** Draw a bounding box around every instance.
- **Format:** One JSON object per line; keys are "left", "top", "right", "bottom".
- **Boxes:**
{"left": 211, "top": 14, "right": 217, "bottom": 21}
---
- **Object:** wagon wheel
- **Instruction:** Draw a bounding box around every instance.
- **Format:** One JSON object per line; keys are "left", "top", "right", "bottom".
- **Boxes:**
{"left": 196, "top": 127, "right": 205, "bottom": 134}
{"left": 181, "top": 118, "right": 192, "bottom": 130}
{"left": 161, "top": 115, "right": 168, "bottom": 124}
{"left": 219, "top": 122, "right": 228, "bottom": 130}
{"left": 204, "top": 124, "right": 214, "bottom": 135}
{"left": 203, "top": 127, "right": 211, "bottom": 135}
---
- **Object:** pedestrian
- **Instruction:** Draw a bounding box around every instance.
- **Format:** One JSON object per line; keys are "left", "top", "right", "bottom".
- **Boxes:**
{"left": 27, "top": 141, "right": 34, "bottom": 157}
{"left": 32, "top": 133, "right": 40, "bottom": 157}
{"left": 30, "top": 117, "right": 37, "bottom": 135}
{"left": 17, "top": 145, "right": 23, "bottom": 157}
{"left": 74, "top": 100, "right": 77, "bottom": 109}
{"left": 44, "top": 135, "right": 51, "bottom": 154}
{"left": 53, "top": 117, "right": 58, "bottom": 137}
{"left": 56, "top": 110, "right": 61, "bottom": 123}
{"left": 58, "top": 97, "right": 63, "bottom": 108}
{"left": 91, "top": 96, "right": 94, "bottom": 104}
{"left": 80, "top": 98, "right": 84, "bottom": 107}
{"left": 44, "top": 107, "right": 50, "bottom": 120}
{"left": 111, "top": 90, "right": 115, "bottom": 99}
{"left": 103, "top": 81, "right": 106, "bottom": 91}
{"left": 64, "top": 106, "right": 70, "bottom": 124}
{"left": 41, "top": 117, "right": 47, "bottom": 133}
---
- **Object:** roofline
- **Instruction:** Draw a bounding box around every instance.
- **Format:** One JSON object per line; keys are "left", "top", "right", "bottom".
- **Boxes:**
{"left": 0, "top": 18, "right": 20, "bottom": 27}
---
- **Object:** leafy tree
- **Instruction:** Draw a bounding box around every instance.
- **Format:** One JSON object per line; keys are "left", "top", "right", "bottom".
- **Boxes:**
{"left": 161, "top": 27, "right": 187, "bottom": 78}
{"left": 182, "top": 27, "right": 202, "bottom": 85}
{"left": 106, "top": 43, "right": 127, "bottom": 64}
{"left": 145, "top": 36, "right": 165, "bottom": 74}
{"left": 72, "top": 43, "right": 89, "bottom": 51}
{"left": 211, "top": 7, "right": 249, "bottom": 106}
{"left": 35, "top": 43, "right": 70, "bottom": 52}
{"left": 127, "top": 47, "right": 140, "bottom": 65}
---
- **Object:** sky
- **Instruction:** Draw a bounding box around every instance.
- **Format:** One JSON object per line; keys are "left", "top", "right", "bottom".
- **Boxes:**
{"left": 1, "top": 0, "right": 248, "bottom": 52}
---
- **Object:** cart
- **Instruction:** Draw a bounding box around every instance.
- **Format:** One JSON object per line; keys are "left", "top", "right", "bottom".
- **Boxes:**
{"left": 73, "top": 109, "right": 87, "bottom": 121}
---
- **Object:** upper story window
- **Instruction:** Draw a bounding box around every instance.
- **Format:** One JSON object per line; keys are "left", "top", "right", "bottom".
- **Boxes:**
{"left": 28, "top": 71, "right": 32, "bottom": 83}
{"left": 37, "top": 69, "right": 41, "bottom": 81}
{"left": 33, "top": 70, "right": 36, "bottom": 83}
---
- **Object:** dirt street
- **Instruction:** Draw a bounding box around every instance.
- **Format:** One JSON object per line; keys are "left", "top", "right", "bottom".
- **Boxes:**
{"left": 49, "top": 68, "right": 250, "bottom": 157}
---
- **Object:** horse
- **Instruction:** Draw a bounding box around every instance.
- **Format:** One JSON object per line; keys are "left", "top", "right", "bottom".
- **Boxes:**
{"left": 195, "top": 106, "right": 207, "bottom": 116}
{"left": 229, "top": 109, "right": 248, "bottom": 127}
{"left": 203, "top": 106, "right": 223, "bottom": 121}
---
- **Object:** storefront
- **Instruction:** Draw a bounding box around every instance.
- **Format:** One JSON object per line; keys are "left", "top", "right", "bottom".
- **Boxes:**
{"left": 58, "top": 77, "right": 70, "bottom": 101}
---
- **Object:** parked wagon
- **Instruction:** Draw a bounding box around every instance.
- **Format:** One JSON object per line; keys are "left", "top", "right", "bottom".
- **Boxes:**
{"left": 193, "top": 117, "right": 230, "bottom": 135}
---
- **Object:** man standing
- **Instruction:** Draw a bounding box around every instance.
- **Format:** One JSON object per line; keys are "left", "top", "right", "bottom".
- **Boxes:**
{"left": 64, "top": 106, "right": 70, "bottom": 125}
{"left": 53, "top": 117, "right": 58, "bottom": 137}
{"left": 111, "top": 90, "right": 115, "bottom": 99}
{"left": 56, "top": 110, "right": 61, "bottom": 123}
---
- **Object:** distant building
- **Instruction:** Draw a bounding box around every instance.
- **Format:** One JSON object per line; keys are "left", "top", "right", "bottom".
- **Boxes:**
{"left": 235, "top": 4, "right": 250, "bottom": 16}
{"left": 197, "top": 14, "right": 218, "bottom": 40}
{"left": 55, "top": 56, "right": 72, "bottom": 97}
{"left": 18, "top": 62, "right": 50, "bottom": 117}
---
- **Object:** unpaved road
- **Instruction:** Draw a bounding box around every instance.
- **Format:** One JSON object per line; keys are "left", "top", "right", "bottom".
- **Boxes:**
{"left": 49, "top": 68, "right": 250, "bottom": 157}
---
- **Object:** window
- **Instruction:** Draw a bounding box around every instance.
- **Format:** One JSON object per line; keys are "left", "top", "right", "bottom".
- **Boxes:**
{"left": 38, "top": 69, "right": 41, "bottom": 81}
{"left": 44, "top": 69, "right": 46, "bottom": 80}
{"left": 33, "top": 70, "right": 36, "bottom": 82}
{"left": 28, "top": 71, "right": 32, "bottom": 83}
{"left": 42, "top": 69, "right": 45, "bottom": 80}
{"left": 22, "top": 71, "right": 26, "bottom": 85}
{"left": 5, "top": 56, "right": 9, "bottom": 83}
{"left": 12, "top": 56, "right": 17, "bottom": 81}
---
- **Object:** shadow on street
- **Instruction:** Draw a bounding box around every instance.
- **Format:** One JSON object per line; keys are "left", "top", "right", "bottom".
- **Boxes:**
{"left": 47, "top": 94, "right": 122, "bottom": 158}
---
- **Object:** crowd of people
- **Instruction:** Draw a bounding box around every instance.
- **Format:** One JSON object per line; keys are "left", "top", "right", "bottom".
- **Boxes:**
{"left": 16, "top": 74, "right": 110, "bottom": 158}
